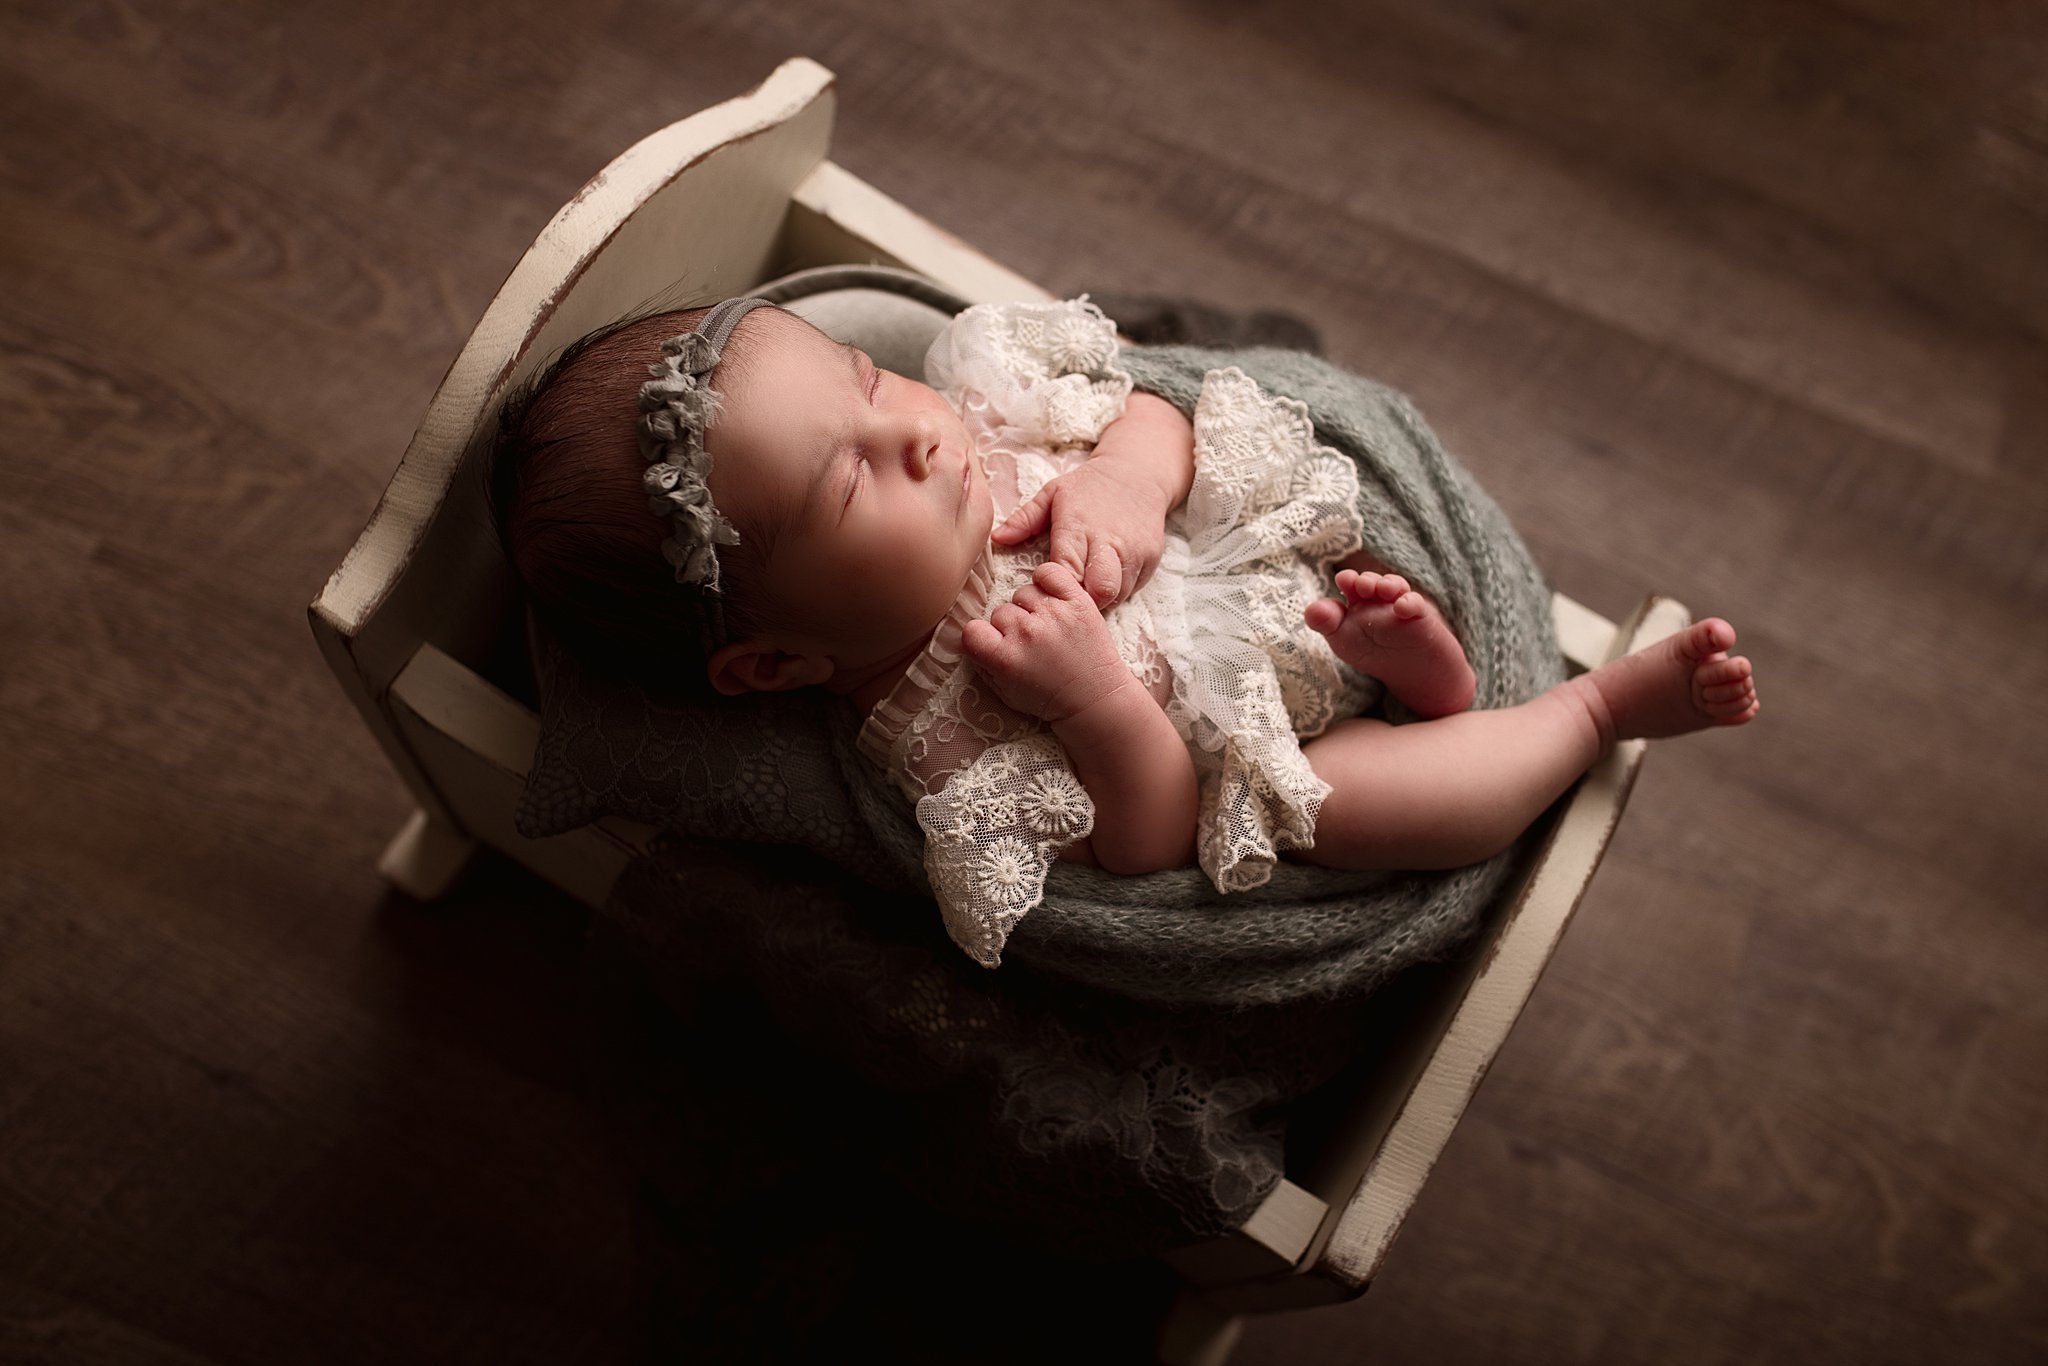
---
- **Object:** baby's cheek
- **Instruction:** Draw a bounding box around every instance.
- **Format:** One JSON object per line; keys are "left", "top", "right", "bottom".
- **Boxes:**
{"left": 970, "top": 482, "right": 997, "bottom": 541}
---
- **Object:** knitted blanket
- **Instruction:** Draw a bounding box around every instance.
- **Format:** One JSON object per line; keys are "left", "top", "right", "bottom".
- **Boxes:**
{"left": 568, "top": 340, "right": 1565, "bottom": 1255}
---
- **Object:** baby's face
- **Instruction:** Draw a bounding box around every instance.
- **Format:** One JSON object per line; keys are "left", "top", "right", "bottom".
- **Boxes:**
{"left": 707, "top": 314, "right": 994, "bottom": 670}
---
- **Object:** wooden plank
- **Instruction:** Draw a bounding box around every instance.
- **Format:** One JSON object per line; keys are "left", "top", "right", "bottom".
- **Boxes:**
{"left": 781, "top": 160, "right": 1055, "bottom": 304}
{"left": 1164, "top": 1180, "right": 1329, "bottom": 1285}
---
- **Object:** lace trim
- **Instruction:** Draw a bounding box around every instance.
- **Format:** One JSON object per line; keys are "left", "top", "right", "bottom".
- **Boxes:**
{"left": 917, "top": 733, "right": 1095, "bottom": 967}
{"left": 857, "top": 552, "right": 997, "bottom": 797}
{"left": 929, "top": 295, "right": 1134, "bottom": 456}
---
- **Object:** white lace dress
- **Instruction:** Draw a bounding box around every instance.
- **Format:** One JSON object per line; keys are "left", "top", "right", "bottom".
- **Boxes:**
{"left": 858, "top": 297, "right": 1379, "bottom": 968}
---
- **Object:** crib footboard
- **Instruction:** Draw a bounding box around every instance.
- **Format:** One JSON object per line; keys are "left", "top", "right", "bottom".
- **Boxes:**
{"left": 1160, "top": 594, "right": 1685, "bottom": 1354}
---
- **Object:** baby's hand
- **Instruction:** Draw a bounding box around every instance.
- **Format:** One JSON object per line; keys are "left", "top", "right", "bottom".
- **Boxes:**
{"left": 990, "top": 458, "right": 1169, "bottom": 610}
{"left": 961, "top": 562, "right": 1134, "bottom": 724}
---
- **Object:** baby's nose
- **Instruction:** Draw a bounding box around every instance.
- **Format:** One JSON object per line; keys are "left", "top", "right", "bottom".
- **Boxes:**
{"left": 902, "top": 411, "right": 940, "bottom": 477}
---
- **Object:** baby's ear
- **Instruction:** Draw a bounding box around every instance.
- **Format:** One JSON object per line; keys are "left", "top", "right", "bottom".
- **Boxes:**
{"left": 707, "top": 640, "right": 833, "bottom": 696}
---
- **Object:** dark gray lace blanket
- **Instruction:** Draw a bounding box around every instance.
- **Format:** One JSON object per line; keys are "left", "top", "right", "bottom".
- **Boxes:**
{"left": 544, "top": 342, "right": 1564, "bottom": 1255}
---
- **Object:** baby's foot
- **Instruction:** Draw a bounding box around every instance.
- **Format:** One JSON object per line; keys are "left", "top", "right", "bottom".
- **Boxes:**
{"left": 1569, "top": 617, "right": 1760, "bottom": 749}
{"left": 1305, "top": 569, "right": 1477, "bottom": 718}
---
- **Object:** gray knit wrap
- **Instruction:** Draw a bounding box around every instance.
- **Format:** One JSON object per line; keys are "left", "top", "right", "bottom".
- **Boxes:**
{"left": 559, "top": 339, "right": 1569, "bottom": 1257}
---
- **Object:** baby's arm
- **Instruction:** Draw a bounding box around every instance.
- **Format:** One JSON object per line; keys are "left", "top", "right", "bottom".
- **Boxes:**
{"left": 991, "top": 390, "right": 1196, "bottom": 609}
{"left": 1091, "top": 389, "right": 1196, "bottom": 509}
{"left": 961, "top": 562, "right": 1197, "bottom": 875}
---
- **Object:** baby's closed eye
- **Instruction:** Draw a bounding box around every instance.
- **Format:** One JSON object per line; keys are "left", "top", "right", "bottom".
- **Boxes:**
{"left": 842, "top": 456, "right": 867, "bottom": 514}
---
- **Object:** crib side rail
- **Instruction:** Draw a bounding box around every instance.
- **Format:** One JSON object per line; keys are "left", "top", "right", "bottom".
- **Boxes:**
{"left": 778, "top": 160, "right": 1054, "bottom": 305}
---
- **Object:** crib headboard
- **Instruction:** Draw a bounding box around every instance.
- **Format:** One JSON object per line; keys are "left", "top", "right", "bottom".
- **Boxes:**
{"left": 313, "top": 60, "right": 835, "bottom": 747}
{"left": 312, "top": 56, "right": 1053, "bottom": 831}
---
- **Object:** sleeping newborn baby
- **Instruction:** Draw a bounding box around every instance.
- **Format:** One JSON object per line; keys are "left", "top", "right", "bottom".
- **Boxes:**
{"left": 491, "top": 295, "right": 1758, "bottom": 966}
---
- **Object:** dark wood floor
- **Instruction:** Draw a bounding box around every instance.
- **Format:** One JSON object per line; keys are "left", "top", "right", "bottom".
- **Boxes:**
{"left": 3, "top": 0, "right": 2044, "bottom": 1361}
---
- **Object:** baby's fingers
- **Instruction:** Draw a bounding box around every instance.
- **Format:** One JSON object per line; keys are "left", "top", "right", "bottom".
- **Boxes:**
{"left": 994, "top": 487, "right": 1054, "bottom": 545}
{"left": 1032, "top": 560, "right": 1088, "bottom": 602}
{"left": 1047, "top": 521, "right": 1090, "bottom": 586}
{"left": 1082, "top": 542, "right": 1121, "bottom": 607}
{"left": 989, "top": 602, "right": 1029, "bottom": 636}
{"left": 1119, "top": 550, "right": 1155, "bottom": 608}
{"left": 961, "top": 618, "right": 1006, "bottom": 660}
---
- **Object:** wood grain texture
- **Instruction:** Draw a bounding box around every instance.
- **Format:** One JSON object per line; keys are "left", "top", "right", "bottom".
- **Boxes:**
{"left": 2, "top": 0, "right": 2044, "bottom": 1361}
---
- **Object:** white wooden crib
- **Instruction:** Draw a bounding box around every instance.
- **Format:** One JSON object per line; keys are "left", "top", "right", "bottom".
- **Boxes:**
{"left": 309, "top": 56, "right": 1684, "bottom": 1364}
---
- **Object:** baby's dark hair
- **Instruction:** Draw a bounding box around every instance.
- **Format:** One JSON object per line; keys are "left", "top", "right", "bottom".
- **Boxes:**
{"left": 486, "top": 304, "right": 784, "bottom": 697}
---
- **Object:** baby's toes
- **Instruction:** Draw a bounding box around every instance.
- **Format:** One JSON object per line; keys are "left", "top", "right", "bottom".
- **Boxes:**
{"left": 1717, "top": 697, "right": 1761, "bottom": 726}
{"left": 1340, "top": 570, "right": 1379, "bottom": 604}
{"left": 1698, "top": 656, "right": 1752, "bottom": 688}
{"left": 1373, "top": 574, "right": 1410, "bottom": 603}
{"left": 1304, "top": 598, "right": 1345, "bottom": 635}
{"left": 1696, "top": 655, "right": 1756, "bottom": 712}
{"left": 1679, "top": 618, "right": 1738, "bottom": 662}
{"left": 1392, "top": 590, "right": 1429, "bottom": 621}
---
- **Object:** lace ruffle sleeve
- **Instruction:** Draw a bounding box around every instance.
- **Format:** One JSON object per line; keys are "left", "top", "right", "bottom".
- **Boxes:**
{"left": 925, "top": 296, "right": 1134, "bottom": 451}
{"left": 914, "top": 733, "right": 1095, "bottom": 968}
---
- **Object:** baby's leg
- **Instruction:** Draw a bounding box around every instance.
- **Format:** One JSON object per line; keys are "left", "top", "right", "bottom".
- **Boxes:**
{"left": 1306, "top": 552, "right": 1475, "bottom": 718}
{"left": 1298, "top": 619, "right": 1757, "bottom": 870}
{"left": 1299, "top": 700, "right": 1597, "bottom": 870}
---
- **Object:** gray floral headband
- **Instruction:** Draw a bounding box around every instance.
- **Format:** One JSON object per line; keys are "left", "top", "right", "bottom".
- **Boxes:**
{"left": 636, "top": 295, "right": 775, "bottom": 602}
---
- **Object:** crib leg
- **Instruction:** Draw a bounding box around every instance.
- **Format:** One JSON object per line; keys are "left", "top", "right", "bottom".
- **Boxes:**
{"left": 376, "top": 807, "right": 478, "bottom": 901}
{"left": 1156, "top": 1286, "right": 1245, "bottom": 1366}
